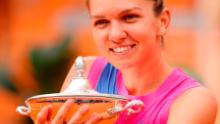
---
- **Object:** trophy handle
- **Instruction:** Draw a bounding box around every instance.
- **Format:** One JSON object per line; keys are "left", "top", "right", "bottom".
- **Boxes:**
{"left": 16, "top": 106, "right": 30, "bottom": 116}
{"left": 107, "top": 100, "right": 144, "bottom": 116}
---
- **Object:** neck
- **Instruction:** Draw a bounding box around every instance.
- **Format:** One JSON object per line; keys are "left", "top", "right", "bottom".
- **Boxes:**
{"left": 120, "top": 54, "right": 172, "bottom": 96}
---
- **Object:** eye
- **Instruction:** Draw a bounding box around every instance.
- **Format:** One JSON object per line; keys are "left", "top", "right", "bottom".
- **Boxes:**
{"left": 94, "top": 19, "right": 109, "bottom": 28}
{"left": 122, "top": 14, "right": 139, "bottom": 22}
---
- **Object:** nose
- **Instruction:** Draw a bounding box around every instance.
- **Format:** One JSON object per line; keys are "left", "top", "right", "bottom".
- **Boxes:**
{"left": 108, "top": 21, "right": 127, "bottom": 44}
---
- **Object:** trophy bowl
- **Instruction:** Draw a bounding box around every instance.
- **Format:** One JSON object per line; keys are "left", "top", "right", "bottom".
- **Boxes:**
{"left": 16, "top": 56, "right": 144, "bottom": 123}
{"left": 17, "top": 92, "right": 144, "bottom": 124}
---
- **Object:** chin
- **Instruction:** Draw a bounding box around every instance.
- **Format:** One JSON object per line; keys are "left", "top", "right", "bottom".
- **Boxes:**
{"left": 110, "top": 59, "right": 137, "bottom": 70}
{"left": 104, "top": 53, "right": 138, "bottom": 69}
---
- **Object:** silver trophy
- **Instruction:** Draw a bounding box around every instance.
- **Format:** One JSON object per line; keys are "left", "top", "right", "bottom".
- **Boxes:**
{"left": 17, "top": 56, "right": 144, "bottom": 123}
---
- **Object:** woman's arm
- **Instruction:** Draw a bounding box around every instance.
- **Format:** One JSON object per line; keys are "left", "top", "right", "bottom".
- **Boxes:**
{"left": 60, "top": 56, "right": 97, "bottom": 92}
{"left": 167, "top": 87, "right": 218, "bottom": 124}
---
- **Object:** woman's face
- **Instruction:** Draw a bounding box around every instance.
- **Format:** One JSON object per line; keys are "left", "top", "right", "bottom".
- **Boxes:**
{"left": 89, "top": 0, "right": 169, "bottom": 69}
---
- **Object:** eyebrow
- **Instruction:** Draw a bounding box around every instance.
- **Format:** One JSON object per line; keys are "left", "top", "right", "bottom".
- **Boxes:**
{"left": 120, "top": 7, "right": 142, "bottom": 15}
{"left": 91, "top": 7, "right": 143, "bottom": 19}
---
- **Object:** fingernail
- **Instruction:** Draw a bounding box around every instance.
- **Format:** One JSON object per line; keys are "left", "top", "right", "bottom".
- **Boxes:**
{"left": 90, "top": 113, "right": 101, "bottom": 122}
{"left": 80, "top": 104, "right": 89, "bottom": 112}
{"left": 65, "top": 99, "right": 74, "bottom": 105}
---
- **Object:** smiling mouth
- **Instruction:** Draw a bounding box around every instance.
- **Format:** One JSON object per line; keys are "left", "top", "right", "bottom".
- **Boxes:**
{"left": 109, "top": 44, "right": 136, "bottom": 54}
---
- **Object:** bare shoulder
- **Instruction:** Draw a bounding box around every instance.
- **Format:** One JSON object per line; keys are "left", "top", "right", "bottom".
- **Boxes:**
{"left": 83, "top": 56, "right": 97, "bottom": 73}
{"left": 167, "top": 87, "right": 218, "bottom": 124}
{"left": 60, "top": 56, "right": 97, "bottom": 92}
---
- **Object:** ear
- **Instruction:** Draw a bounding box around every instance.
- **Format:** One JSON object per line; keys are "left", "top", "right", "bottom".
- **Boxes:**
{"left": 158, "top": 8, "right": 171, "bottom": 36}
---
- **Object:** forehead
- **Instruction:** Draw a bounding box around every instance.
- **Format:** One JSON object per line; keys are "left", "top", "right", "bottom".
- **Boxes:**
{"left": 89, "top": 0, "right": 153, "bottom": 16}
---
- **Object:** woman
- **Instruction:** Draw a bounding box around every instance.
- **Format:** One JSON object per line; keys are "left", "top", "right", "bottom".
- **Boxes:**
{"left": 36, "top": 0, "right": 217, "bottom": 124}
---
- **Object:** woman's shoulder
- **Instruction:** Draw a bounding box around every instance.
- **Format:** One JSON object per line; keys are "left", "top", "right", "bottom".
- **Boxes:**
{"left": 60, "top": 56, "right": 98, "bottom": 92}
{"left": 84, "top": 56, "right": 98, "bottom": 71}
{"left": 167, "top": 86, "right": 218, "bottom": 124}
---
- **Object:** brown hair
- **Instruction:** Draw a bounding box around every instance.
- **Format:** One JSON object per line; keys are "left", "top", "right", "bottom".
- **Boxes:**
{"left": 86, "top": 0, "right": 164, "bottom": 16}
{"left": 152, "top": 0, "right": 164, "bottom": 16}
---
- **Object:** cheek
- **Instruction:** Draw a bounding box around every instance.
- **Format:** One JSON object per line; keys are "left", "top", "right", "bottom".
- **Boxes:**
{"left": 127, "top": 26, "right": 155, "bottom": 44}
{"left": 128, "top": 21, "right": 158, "bottom": 42}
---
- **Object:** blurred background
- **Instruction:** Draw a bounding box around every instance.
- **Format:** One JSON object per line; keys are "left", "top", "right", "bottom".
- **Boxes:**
{"left": 0, "top": 0, "right": 219, "bottom": 123}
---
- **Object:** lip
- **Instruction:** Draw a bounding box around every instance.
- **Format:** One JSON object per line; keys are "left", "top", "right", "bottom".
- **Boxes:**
{"left": 109, "top": 44, "right": 136, "bottom": 55}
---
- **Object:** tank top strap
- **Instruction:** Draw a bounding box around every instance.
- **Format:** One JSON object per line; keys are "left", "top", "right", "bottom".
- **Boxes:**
{"left": 96, "top": 63, "right": 118, "bottom": 94}
{"left": 88, "top": 57, "right": 107, "bottom": 89}
{"left": 88, "top": 57, "right": 118, "bottom": 94}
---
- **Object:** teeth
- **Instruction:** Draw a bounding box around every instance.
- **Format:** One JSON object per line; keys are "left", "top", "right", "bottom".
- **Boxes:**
{"left": 112, "top": 46, "right": 132, "bottom": 53}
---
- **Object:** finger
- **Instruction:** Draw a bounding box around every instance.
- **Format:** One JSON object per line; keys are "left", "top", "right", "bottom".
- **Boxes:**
{"left": 68, "top": 104, "right": 89, "bottom": 124}
{"left": 46, "top": 105, "right": 52, "bottom": 122}
{"left": 85, "top": 113, "right": 102, "bottom": 124}
{"left": 35, "top": 105, "right": 52, "bottom": 124}
{"left": 99, "top": 111, "right": 116, "bottom": 120}
{"left": 51, "top": 99, "right": 73, "bottom": 124}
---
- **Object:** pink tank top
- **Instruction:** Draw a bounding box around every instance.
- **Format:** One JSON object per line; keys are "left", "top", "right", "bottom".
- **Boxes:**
{"left": 88, "top": 57, "right": 201, "bottom": 124}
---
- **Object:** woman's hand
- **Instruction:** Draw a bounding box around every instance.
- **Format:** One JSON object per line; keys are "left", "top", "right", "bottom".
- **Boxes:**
{"left": 35, "top": 99, "right": 104, "bottom": 124}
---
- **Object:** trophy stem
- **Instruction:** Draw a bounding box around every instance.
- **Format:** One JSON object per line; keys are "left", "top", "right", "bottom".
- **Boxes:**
{"left": 63, "top": 56, "right": 95, "bottom": 94}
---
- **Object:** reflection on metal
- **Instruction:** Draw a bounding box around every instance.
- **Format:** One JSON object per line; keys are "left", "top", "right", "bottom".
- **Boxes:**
{"left": 63, "top": 56, "right": 95, "bottom": 94}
